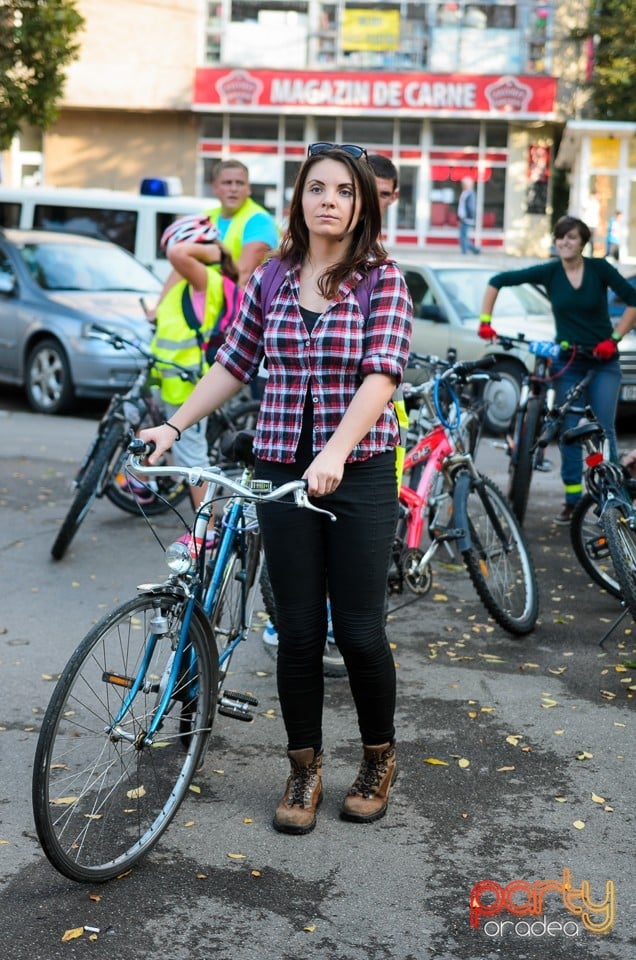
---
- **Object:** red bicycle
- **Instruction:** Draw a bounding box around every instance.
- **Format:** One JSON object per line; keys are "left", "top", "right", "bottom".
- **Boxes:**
{"left": 394, "top": 354, "right": 539, "bottom": 636}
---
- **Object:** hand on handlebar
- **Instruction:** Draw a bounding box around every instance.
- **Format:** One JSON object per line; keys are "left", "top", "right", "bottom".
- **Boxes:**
{"left": 138, "top": 423, "right": 177, "bottom": 464}
{"left": 592, "top": 338, "right": 619, "bottom": 361}
{"left": 302, "top": 449, "right": 345, "bottom": 497}
{"left": 478, "top": 321, "right": 498, "bottom": 341}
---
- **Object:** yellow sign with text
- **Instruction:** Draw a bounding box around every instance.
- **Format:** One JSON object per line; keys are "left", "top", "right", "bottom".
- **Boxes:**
{"left": 342, "top": 10, "right": 400, "bottom": 51}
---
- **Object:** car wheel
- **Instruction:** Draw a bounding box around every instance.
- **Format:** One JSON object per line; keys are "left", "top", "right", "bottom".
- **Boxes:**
{"left": 481, "top": 358, "right": 524, "bottom": 435}
{"left": 25, "top": 338, "right": 74, "bottom": 415}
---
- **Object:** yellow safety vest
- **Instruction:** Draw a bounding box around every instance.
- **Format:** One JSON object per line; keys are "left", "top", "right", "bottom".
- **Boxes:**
{"left": 207, "top": 198, "right": 274, "bottom": 263}
{"left": 393, "top": 386, "right": 409, "bottom": 489}
{"left": 151, "top": 267, "right": 224, "bottom": 405}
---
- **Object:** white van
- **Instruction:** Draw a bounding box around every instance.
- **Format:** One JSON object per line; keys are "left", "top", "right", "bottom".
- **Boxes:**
{"left": 0, "top": 186, "right": 218, "bottom": 280}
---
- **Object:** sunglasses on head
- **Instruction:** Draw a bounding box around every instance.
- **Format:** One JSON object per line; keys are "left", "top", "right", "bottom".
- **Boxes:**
{"left": 307, "top": 142, "right": 368, "bottom": 160}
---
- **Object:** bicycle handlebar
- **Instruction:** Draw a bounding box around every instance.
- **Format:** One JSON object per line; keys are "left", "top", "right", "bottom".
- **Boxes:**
{"left": 126, "top": 440, "right": 336, "bottom": 520}
{"left": 88, "top": 323, "right": 198, "bottom": 382}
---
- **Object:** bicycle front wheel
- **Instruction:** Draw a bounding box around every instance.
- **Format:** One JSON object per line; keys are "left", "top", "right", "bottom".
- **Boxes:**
{"left": 507, "top": 395, "right": 543, "bottom": 525}
{"left": 602, "top": 501, "right": 636, "bottom": 619}
{"left": 460, "top": 473, "right": 539, "bottom": 635}
{"left": 32, "top": 593, "right": 215, "bottom": 883}
{"left": 51, "top": 421, "right": 124, "bottom": 560}
{"left": 570, "top": 494, "right": 621, "bottom": 599}
{"left": 211, "top": 528, "right": 262, "bottom": 684}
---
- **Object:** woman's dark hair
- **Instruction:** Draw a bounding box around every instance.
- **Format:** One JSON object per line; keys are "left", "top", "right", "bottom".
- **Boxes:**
{"left": 280, "top": 148, "right": 386, "bottom": 299}
{"left": 553, "top": 215, "right": 591, "bottom": 247}
{"left": 218, "top": 242, "right": 239, "bottom": 283}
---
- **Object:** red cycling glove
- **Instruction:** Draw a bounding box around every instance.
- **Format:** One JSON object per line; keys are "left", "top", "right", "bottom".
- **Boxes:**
{"left": 478, "top": 321, "right": 497, "bottom": 341}
{"left": 592, "top": 338, "right": 619, "bottom": 360}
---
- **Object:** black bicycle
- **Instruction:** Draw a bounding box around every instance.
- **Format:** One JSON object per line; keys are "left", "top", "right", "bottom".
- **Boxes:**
{"left": 50, "top": 326, "right": 195, "bottom": 560}
{"left": 500, "top": 336, "right": 598, "bottom": 525}
{"left": 564, "top": 413, "right": 636, "bottom": 615}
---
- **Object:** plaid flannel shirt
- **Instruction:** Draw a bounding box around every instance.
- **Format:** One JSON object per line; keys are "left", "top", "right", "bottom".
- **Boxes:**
{"left": 215, "top": 258, "right": 413, "bottom": 463}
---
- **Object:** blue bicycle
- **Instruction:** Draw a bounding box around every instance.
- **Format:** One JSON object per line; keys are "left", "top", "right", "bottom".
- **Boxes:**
{"left": 32, "top": 434, "right": 334, "bottom": 882}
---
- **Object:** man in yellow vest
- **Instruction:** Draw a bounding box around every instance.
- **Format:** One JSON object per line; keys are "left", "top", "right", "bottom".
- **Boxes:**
{"left": 208, "top": 160, "right": 279, "bottom": 288}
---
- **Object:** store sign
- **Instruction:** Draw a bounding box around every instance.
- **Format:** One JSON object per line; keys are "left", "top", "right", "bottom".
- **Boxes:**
{"left": 194, "top": 69, "right": 556, "bottom": 117}
{"left": 342, "top": 10, "right": 400, "bottom": 51}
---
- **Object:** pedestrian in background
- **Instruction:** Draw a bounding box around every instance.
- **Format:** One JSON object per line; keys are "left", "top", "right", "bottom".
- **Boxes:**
{"left": 478, "top": 214, "right": 636, "bottom": 524}
{"left": 457, "top": 176, "right": 480, "bottom": 254}
{"left": 367, "top": 153, "right": 399, "bottom": 216}
{"left": 605, "top": 211, "right": 624, "bottom": 261}
{"left": 207, "top": 159, "right": 279, "bottom": 287}
{"left": 140, "top": 143, "right": 413, "bottom": 835}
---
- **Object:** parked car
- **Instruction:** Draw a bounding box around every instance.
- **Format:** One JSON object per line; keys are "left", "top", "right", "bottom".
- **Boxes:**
{"left": 0, "top": 228, "right": 161, "bottom": 414}
{"left": 398, "top": 258, "right": 636, "bottom": 432}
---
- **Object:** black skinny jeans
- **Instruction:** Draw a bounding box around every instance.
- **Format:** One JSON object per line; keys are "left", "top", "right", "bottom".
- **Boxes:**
{"left": 255, "top": 451, "right": 398, "bottom": 752}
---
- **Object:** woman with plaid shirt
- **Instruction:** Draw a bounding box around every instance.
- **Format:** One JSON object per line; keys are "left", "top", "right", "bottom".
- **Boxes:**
{"left": 142, "top": 143, "right": 413, "bottom": 835}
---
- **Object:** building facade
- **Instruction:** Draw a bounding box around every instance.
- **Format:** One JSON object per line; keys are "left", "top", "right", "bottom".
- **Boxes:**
{"left": 4, "top": 0, "right": 630, "bottom": 257}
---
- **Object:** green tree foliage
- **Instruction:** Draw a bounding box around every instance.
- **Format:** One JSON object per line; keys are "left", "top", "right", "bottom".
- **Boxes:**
{"left": 588, "top": 0, "right": 636, "bottom": 121}
{"left": 0, "top": 0, "right": 85, "bottom": 150}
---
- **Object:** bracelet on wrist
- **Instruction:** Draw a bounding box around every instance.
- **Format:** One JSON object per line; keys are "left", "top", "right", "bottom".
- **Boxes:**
{"left": 163, "top": 420, "right": 182, "bottom": 441}
{"left": 479, "top": 314, "right": 492, "bottom": 324}
{"left": 611, "top": 331, "right": 622, "bottom": 342}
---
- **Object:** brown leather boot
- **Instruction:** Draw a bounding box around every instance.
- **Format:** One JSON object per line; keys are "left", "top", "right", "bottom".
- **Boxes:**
{"left": 341, "top": 742, "right": 397, "bottom": 823}
{"left": 273, "top": 748, "right": 323, "bottom": 835}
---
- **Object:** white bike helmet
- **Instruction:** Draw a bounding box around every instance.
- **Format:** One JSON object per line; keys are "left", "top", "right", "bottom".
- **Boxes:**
{"left": 160, "top": 215, "right": 219, "bottom": 250}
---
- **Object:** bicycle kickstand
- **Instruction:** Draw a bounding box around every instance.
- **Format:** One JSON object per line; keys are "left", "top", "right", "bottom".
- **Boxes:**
{"left": 598, "top": 602, "right": 631, "bottom": 647}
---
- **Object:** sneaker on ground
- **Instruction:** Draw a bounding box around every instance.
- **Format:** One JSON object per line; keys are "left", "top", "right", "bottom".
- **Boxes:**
{"left": 263, "top": 620, "right": 279, "bottom": 648}
{"left": 117, "top": 475, "right": 156, "bottom": 504}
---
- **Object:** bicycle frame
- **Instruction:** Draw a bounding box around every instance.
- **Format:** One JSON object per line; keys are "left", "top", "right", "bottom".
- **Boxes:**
{"left": 400, "top": 423, "right": 453, "bottom": 550}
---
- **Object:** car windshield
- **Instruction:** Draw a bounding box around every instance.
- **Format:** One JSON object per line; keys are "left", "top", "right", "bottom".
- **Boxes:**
{"left": 19, "top": 241, "right": 161, "bottom": 293}
{"left": 435, "top": 268, "right": 550, "bottom": 322}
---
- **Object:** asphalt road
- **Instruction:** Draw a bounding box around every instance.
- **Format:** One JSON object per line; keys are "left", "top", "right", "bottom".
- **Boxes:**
{"left": 1, "top": 394, "right": 635, "bottom": 960}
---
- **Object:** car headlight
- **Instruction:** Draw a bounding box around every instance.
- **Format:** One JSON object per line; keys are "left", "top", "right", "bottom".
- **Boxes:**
{"left": 165, "top": 540, "right": 193, "bottom": 575}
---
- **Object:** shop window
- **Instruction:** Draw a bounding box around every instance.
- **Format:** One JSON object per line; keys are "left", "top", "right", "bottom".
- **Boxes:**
{"left": 201, "top": 116, "right": 224, "bottom": 139}
{"left": 229, "top": 114, "right": 279, "bottom": 141}
{"left": 341, "top": 118, "right": 395, "bottom": 147}
{"left": 396, "top": 166, "right": 417, "bottom": 230}
{"left": 284, "top": 117, "right": 305, "bottom": 142}
{"left": 432, "top": 122, "right": 480, "bottom": 147}
{"left": 315, "top": 118, "right": 337, "bottom": 142}
{"left": 485, "top": 122, "right": 508, "bottom": 148}
{"left": 400, "top": 120, "right": 422, "bottom": 147}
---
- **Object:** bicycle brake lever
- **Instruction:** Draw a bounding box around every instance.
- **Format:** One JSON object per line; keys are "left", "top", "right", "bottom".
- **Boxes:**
{"left": 294, "top": 488, "right": 337, "bottom": 521}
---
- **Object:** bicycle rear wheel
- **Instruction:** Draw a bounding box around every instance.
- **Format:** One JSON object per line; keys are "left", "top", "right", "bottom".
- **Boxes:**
{"left": 507, "top": 395, "right": 543, "bottom": 525}
{"left": 570, "top": 494, "right": 621, "bottom": 599}
{"left": 32, "top": 593, "right": 215, "bottom": 882}
{"left": 51, "top": 421, "right": 124, "bottom": 560}
{"left": 602, "top": 501, "right": 636, "bottom": 619}
{"left": 460, "top": 473, "right": 539, "bottom": 635}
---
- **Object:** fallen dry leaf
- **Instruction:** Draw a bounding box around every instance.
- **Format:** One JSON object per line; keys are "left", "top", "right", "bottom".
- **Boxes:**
{"left": 573, "top": 820, "right": 585, "bottom": 830}
{"left": 227, "top": 853, "right": 246, "bottom": 860}
{"left": 423, "top": 757, "right": 449, "bottom": 766}
{"left": 61, "top": 927, "right": 84, "bottom": 942}
{"left": 591, "top": 793, "right": 606, "bottom": 804}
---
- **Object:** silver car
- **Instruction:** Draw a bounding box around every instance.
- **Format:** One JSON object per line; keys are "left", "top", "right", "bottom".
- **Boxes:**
{"left": 0, "top": 228, "right": 161, "bottom": 414}
{"left": 399, "top": 258, "right": 636, "bottom": 433}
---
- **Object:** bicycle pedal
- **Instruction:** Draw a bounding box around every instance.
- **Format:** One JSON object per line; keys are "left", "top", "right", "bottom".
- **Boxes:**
{"left": 432, "top": 527, "right": 463, "bottom": 543}
{"left": 218, "top": 689, "right": 258, "bottom": 722}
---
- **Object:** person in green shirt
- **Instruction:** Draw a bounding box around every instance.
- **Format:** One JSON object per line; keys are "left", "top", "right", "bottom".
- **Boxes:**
{"left": 478, "top": 215, "right": 636, "bottom": 524}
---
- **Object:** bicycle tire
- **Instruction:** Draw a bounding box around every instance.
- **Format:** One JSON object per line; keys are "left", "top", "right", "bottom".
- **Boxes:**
{"left": 32, "top": 593, "right": 215, "bottom": 883}
{"left": 460, "top": 473, "right": 539, "bottom": 635}
{"left": 570, "top": 494, "right": 621, "bottom": 599}
{"left": 212, "top": 527, "right": 263, "bottom": 685}
{"left": 507, "top": 395, "right": 543, "bottom": 525}
{"left": 207, "top": 400, "right": 261, "bottom": 465}
{"left": 258, "top": 560, "right": 349, "bottom": 678}
{"left": 51, "top": 421, "right": 125, "bottom": 560}
{"left": 105, "top": 449, "right": 190, "bottom": 516}
{"left": 601, "top": 501, "right": 636, "bottom": 620}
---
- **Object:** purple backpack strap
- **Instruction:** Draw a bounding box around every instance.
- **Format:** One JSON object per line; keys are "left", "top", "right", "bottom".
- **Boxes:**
{"left": 260, "top": 258, "right": 381, "bottom": 319}
{"left": 260, "top": 257, "right": 290, "bottom": 318}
